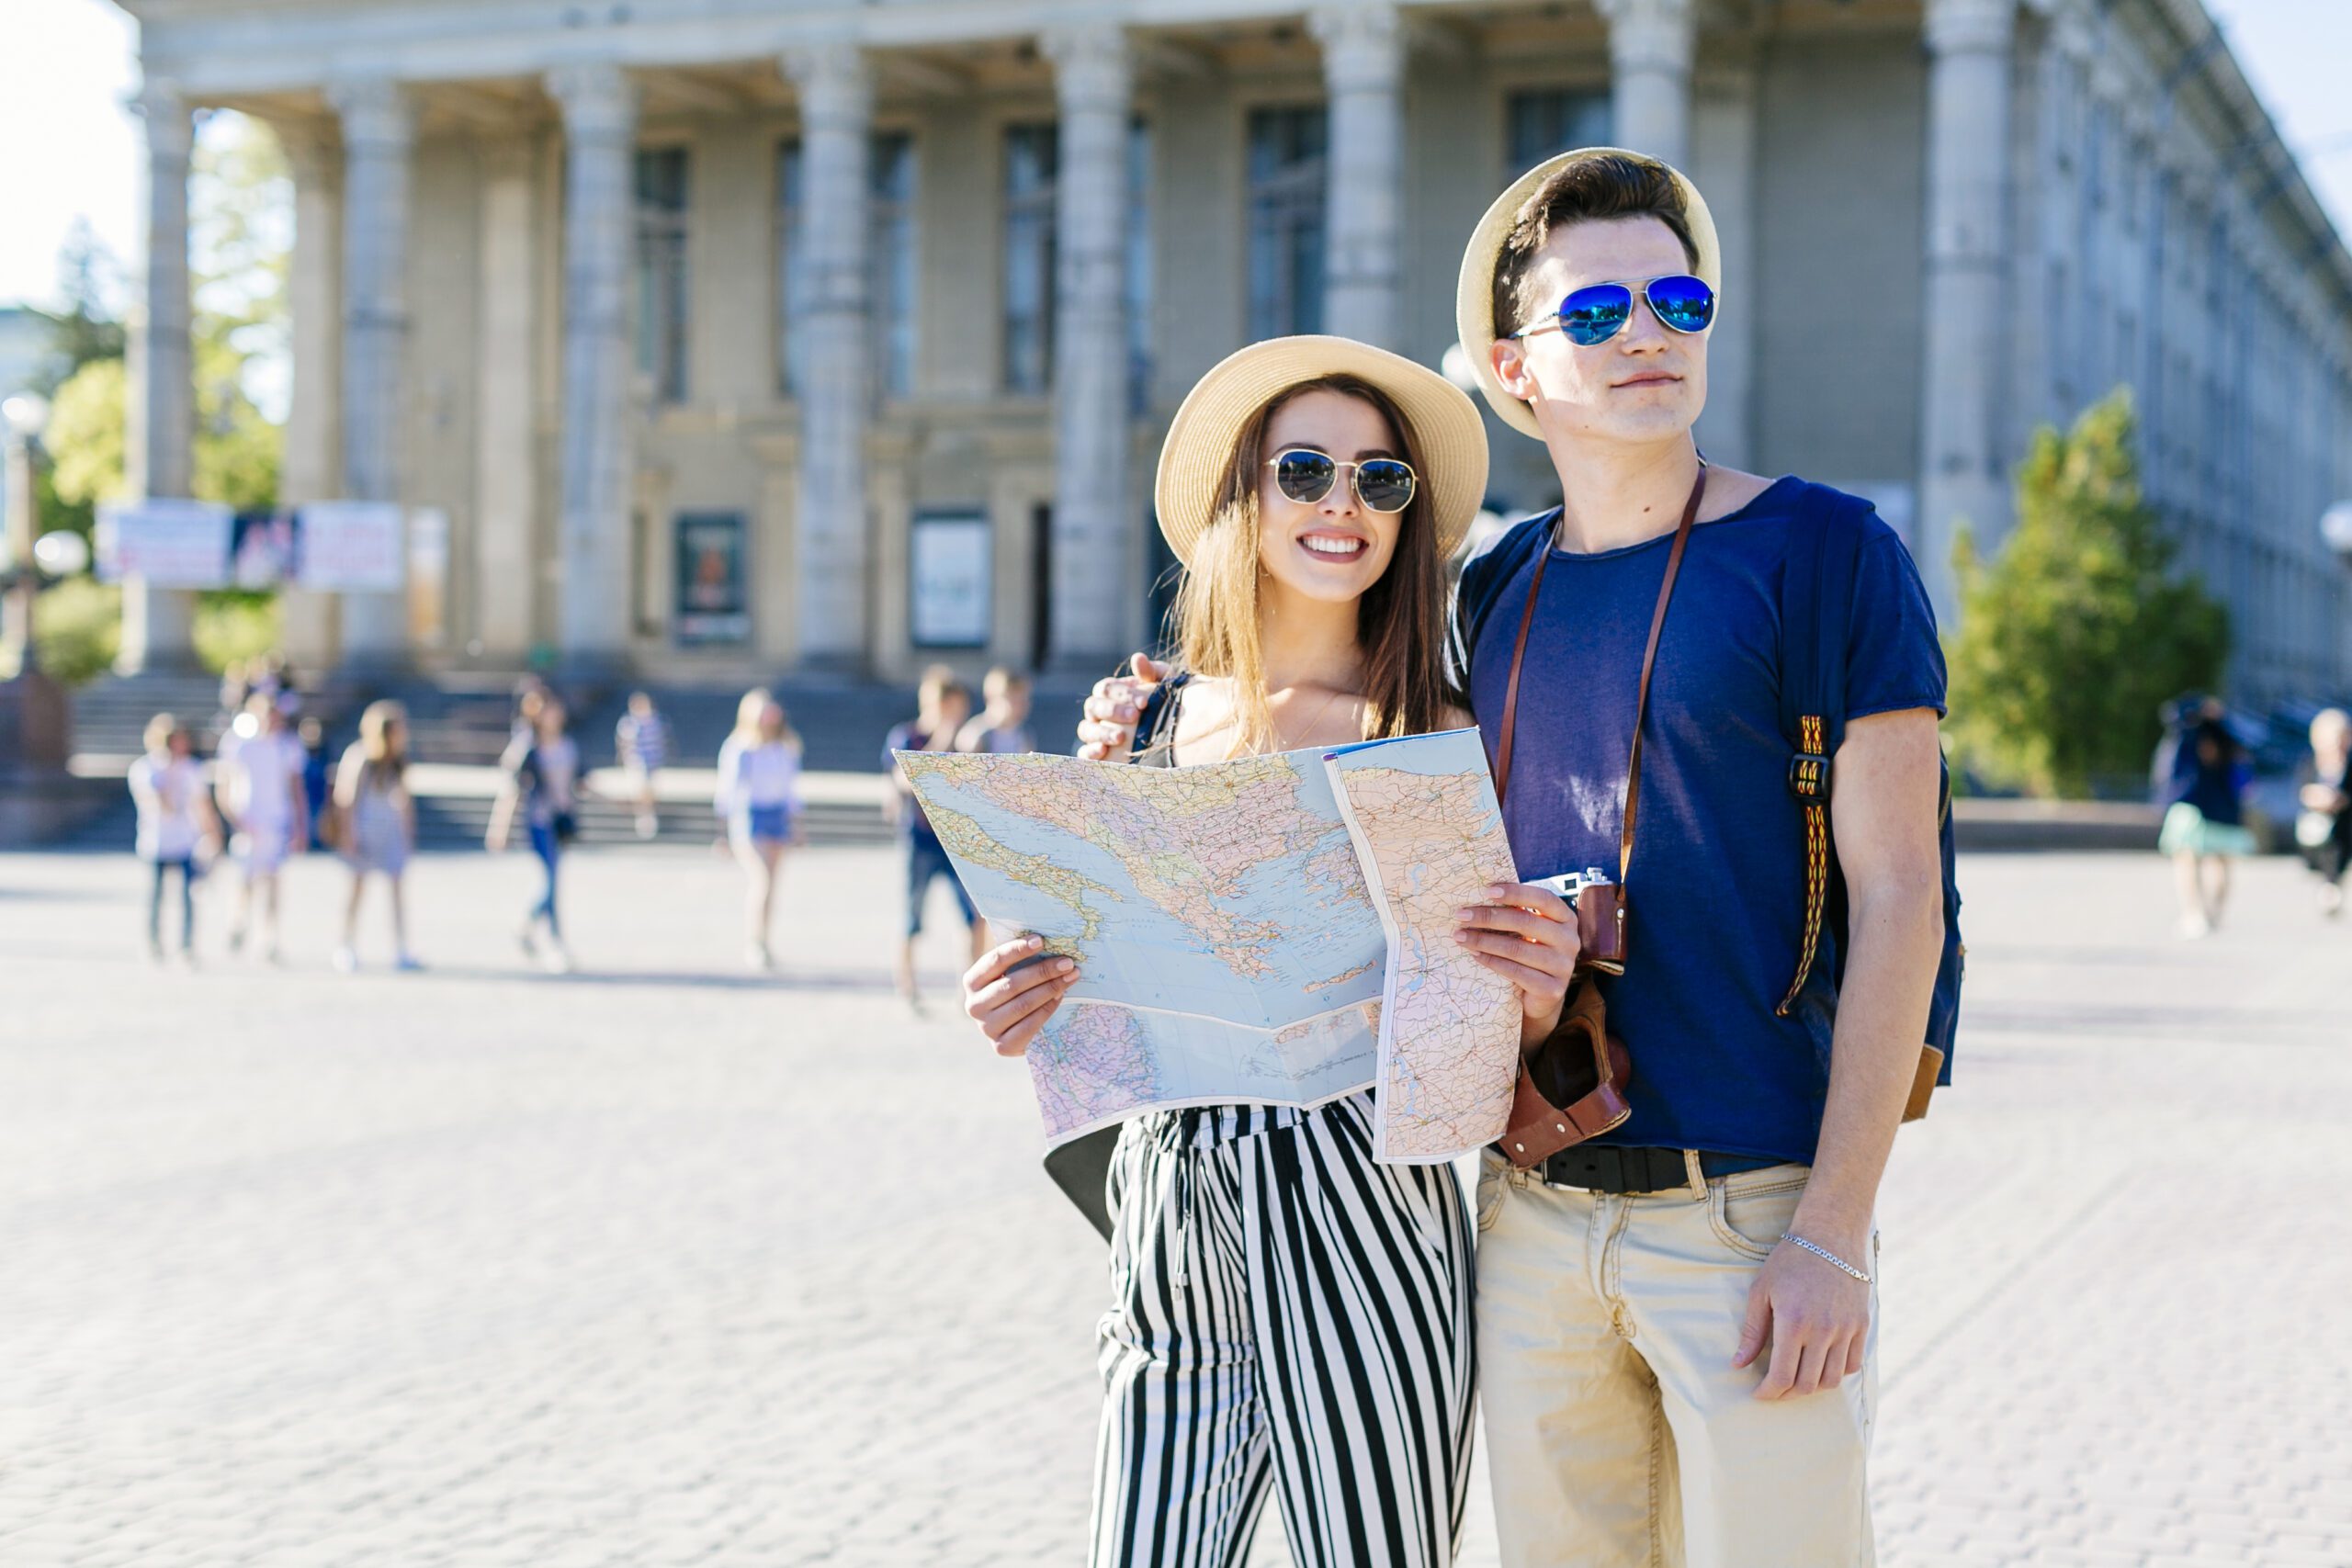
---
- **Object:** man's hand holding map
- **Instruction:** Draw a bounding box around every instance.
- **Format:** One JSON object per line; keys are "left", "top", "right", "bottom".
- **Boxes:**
{"left": 898, "top": 728, "right": 1526, "bottom": 1163}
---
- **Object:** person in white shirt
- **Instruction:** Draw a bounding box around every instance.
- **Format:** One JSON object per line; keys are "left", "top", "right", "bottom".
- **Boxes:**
{"left": 714, "top": 688, "right": 805, "bottom": 970}
{"left": 127, "top": 714, "right": 220, "bottom": 963}
{"left": 331, "top": 700, "right": 421, "bottom": 974}
{"left": 616, "top": 691, "right": 671, "bottom": 840}
{"left": 216, "top": 692, "right": 309, "bottom": 962}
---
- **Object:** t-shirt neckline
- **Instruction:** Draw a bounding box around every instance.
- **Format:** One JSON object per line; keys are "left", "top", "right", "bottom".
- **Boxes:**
{"left": 1542, "top": 473, "right": 1800, "bottom": 563}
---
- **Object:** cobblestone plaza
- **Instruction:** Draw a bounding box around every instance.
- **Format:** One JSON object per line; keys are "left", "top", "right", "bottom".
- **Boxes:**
{"left": 2, "top": 845, "right": 2346, "bottom": 1566}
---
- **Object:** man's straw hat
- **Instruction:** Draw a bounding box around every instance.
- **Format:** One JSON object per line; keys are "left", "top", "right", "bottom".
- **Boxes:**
{"left": 1454, "top": 148, "right": 1723, "bottom": 440}
{"left": 1154, "top": 335, "right": 1490, "bottom": 566}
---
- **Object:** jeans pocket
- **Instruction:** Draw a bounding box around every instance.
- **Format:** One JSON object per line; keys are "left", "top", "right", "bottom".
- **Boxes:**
{"left": 1707, "top": 1168, "right": 1810, "bottom": 1261}
{"left": 1475, "top": 1150, "right": 1510, "bottom": 1234}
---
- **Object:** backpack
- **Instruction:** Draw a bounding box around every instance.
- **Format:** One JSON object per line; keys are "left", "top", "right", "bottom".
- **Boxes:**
{"left": 1777, "top": 494, "right": 1962, "bottom": 1117}
{"left": 1454, "top": 493, "right": 1964, "bottom": 1113}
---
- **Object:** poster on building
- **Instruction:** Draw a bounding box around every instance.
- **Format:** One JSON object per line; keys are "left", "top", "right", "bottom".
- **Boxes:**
{"left": 297, "top": 501, "right": 406, "bottom": 592}
{"left": 408, "top": 507, "right": 449, "bottom": 649}
{"left": 674, "top": 510, "right": 750, "bottom": 647}
{"left": 94, "top": 499, "right": 235, "bottom": 587}
{"left": 230, "top": 511, "right": 300, "bottom": 588}
{"left": 910, "top": 513, "right": 991, "bottom": 649}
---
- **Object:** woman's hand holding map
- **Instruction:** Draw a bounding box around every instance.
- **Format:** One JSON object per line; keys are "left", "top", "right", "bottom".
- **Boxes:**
{"left": 963, "top": 933, "right": 1077, "bottom": 1056}
{"left": 1455, "top": 882, "right": 1583, "bottom": 1046}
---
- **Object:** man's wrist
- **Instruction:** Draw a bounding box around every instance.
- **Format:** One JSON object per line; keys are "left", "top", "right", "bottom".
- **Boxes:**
{"left": 1788, "top": 1197, "right": 1871, "bottom": 1260}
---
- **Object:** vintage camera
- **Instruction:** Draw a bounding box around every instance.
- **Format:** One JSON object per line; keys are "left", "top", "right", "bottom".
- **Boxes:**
{"left": 1533, "top": 866, "right": 1614, "bottom": 908}
{"left": 1532, "top": 865, "right": 1627, "bottom": 975}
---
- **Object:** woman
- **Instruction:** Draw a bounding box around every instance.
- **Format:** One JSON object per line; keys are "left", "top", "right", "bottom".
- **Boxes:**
{"left": 2157, "top": 697, "right": 2254, "bottom": 937}
{"left": 2297, "top": 707, "right": 2351, "bottom": 917}
{"left": 715, "top": 688, "right": 805, "bottom": 969}
{"left": 332, "top": 700, "right": 421, "bottom": 973}
{"left": 127, "top": 713, "right": 219, "bottom": 964}
{"left": 487, "top": 693, "right": 584, "bottom": 973}
{"left": 960, "top": 338, "right": 1581, "bottom": 1568}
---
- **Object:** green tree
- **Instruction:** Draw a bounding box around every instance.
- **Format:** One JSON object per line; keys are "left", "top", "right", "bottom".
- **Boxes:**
{"left": 34, "top": 218, "right": 128, "bottom": 392}
{"left": 39, "top": 112, "right": 288, "bottom": 525}
{"left": 1946, "top": 389, "right": 2230, "bottom": 797}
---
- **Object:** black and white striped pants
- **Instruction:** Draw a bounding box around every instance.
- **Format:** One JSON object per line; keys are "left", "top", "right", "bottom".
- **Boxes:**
{"left": 1090, "top": 1092, "right": 1476, "bottom": 1568}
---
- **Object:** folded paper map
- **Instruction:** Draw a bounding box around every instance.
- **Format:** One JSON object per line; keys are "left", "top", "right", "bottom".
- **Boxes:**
{"left": 896, "top": 728, "right": 1522, "bottom": 1163}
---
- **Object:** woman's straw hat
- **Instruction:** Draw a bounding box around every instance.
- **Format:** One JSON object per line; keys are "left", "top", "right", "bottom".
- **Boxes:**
{"left": 1454, "top": 147, "right": 1722, "bottom": 440}
{"left": 1154, "top": 334, "right": 1491, "bottom": 566}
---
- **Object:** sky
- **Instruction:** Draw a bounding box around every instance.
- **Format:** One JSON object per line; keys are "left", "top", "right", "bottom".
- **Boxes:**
{"left": 3, "top": 0, "right": 2351, "bottom": 313}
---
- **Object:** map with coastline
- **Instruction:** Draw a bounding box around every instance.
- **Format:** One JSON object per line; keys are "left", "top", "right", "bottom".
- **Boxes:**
{"left": 898, "top": 728, "right": 1521, "bottom": 1162}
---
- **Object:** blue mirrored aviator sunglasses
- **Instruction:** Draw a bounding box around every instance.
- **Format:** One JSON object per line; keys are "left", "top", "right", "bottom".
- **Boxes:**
{"left": 1511, "top": 274, "right": 1716, "bottom": 347}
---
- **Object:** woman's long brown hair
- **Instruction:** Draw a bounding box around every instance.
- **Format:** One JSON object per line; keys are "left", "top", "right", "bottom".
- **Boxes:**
{"left": 1168, "top": 374, "right": 1454, "bottom": 755}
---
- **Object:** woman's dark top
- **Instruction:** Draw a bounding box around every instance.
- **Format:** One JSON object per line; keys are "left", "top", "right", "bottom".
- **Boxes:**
{"left": 2177, "top": 720, "right": 2246, "bottom": 825}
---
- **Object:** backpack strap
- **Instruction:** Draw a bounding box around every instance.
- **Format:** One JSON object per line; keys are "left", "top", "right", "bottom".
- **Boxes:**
{"left": 1772, "top": 493, "right": 1870, "bottom": 1018}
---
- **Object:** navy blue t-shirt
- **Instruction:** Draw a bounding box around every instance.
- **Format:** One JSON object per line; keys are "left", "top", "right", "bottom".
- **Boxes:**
{"left": 1461, "top": 477, "right": 1946, "bottom": 1166}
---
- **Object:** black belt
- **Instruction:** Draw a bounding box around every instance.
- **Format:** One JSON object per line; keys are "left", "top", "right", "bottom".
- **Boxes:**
{"left": 1537, "top": 1145, "right": 1785, "bottom": 1194}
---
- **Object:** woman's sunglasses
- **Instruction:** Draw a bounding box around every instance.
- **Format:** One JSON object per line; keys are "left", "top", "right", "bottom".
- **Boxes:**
{"left": 1265, "top": 449, "right": 1419, "bottom": 513}
{"left": 1511, "top": 274, "right": 1716, "bottom": 347}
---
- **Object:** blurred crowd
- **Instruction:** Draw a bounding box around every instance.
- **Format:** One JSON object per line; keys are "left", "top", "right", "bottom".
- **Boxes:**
{"left": 121, "top": 654, "right": 1036, "bottom": 999}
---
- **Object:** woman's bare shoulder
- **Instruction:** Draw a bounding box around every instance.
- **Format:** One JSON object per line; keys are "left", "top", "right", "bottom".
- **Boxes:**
{"left": 1437, "top": 703, "right": 1476, "bottom": 733}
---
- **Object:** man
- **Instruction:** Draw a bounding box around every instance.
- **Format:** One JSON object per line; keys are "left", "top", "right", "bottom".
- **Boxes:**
{"left": 1079, "top": 149, "right": 1946, "bottom": 1566}
{"left": 954, "top": 667, "right": 1035, "bottom": 756}
{"left": 886, "top": 667, "right": 985, "bottom": 1008}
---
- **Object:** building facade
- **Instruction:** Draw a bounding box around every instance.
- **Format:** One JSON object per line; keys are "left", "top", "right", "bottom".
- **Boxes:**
{"left": 114, "top": 0, "right": 2352, "bottom": 700}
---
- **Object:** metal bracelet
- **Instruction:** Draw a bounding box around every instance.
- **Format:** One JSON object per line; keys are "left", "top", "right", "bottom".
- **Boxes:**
{"left": 1779, "top": 1232, "right": 1872, "bottom": 1283}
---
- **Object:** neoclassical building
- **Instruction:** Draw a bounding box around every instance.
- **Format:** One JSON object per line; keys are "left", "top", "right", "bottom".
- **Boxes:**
{"left": 112, "top": 0, "right": 2352, "bottom": 699}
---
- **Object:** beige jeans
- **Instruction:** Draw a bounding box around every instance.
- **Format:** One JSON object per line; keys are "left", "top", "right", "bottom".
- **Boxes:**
{"left": 1474, "top": 1151, "right": 1877, "bottom": 1568}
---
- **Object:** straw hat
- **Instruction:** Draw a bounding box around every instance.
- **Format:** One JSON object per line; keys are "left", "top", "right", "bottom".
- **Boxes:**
{"left": 1453, "top": 147, "right": 1722, "bottom": 440}
{"left": 1153, "top": 335, "right": 1491, "bottom": 566}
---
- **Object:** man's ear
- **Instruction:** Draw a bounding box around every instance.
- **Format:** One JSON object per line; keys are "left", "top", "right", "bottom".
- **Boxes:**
{"left": 1492, "top": 335, "right": 1538, "bottom": 401}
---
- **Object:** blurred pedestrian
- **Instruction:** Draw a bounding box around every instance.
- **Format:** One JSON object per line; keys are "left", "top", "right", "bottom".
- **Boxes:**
{"left": 511, "top": 674, "right": 551, "bottom": 742}
{"left": 2156, "top": 697, "right": 2253, "bottom": 937}
{"left": 885, "top": 666, "right": 982, "bottom": 1009}
{"left": 332, "top": 700, "right": 421, "bottom": 973}
{"left": 488, "top": 692, "right": 582, "bottom": 973}
{"left": 2295, "top": 707, "right": 2351, "bottom": 918}
{"left": 299, "top": 714, "right": 333, "bottom": 850}
{"left": 127, "top": 714, "right": 219, "bottom": 964}
{"left": 715, "top": 688, "right": 805, "bottom": 970}
{"left": 215, "top": 657, "right": 252, "bottom": 736}
{"left": 616, "top": 690, "right": 671, "bottom": 840}
{"left": 216, "top": 692, "right": 310, "bottom": 962}
{"left": 955, "top": 666, "right": 1035, "bottom": 755}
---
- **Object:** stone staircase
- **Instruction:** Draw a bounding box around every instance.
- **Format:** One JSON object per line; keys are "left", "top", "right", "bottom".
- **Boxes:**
{"left": 37, "top": 668, "right": 1094, "bottom": 852}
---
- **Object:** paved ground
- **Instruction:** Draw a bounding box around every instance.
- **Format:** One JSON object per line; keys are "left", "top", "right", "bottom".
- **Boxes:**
{"left": 0, "top": 845, "right": 2346, "bottom": 1568}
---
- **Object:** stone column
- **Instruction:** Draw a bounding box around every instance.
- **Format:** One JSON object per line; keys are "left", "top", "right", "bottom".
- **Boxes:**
{"left": 277, "top": 124, "right": 343, "bottom": 671}
{"left": 1310, "top": 4, "right": 1405, "bottom": 349}
{"left": 1597, "top": 0, "right": 1697, "bottom": 170}
{"left": 328, "top": 75, "right": 414, "bottom": 663}
{"left": 783, "top": 41, "right": 873, "bottom": 669}
{"left": 474, "top": 137, "right": 541, "bottom": 661}
{"left": 1042, "top": 23, "right": 1133, "bottom": 666}
{"left": 1917, "top": 0, "right": 2018, "bottom": 625}
{"left": 1691, "top": 53, "right": 1758, "bottom": 470}
{"left": 547, "top": 63, "right": 639, "bottom": 670}
{"left": 119, "top": 78, "right": 197, "bottom": 673}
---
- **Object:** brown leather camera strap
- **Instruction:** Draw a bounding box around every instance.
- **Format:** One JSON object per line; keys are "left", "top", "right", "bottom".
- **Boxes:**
{"left": 1493, "top": 461, "right": 1707, "bottom": 890}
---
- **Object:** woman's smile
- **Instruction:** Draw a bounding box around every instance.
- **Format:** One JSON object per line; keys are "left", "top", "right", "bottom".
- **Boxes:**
{"left": 1298, "top": 529, "right": 1371, "bottom": 562}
